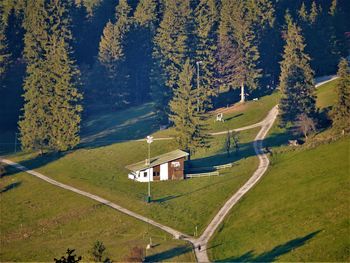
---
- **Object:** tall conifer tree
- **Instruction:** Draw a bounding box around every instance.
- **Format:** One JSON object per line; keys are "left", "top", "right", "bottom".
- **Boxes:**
{"left": 153, "top": 0, "right": 191, "bottom": 90}
{"left": 170, "top": 59, "right": 208, "bottom": 153}
{"left": 19, "top": 0, "right": 82, "bottom": 152}
{"left": 98, "top": 21, "right": 123, "bottom": 75}
{"left": 97, "top": 0, "right": 132, "bottom": 106}
{"left": 194, "top": 0, "right": 219, "bottom": 111}
{"left": 130, "top": 0, "right": 158, "bottom": 104}
{"left": 0, "top": 21, "right": 11, "bottom": 78}
{"left": 152, "top": 0, "right": 192, "bottom": 124}
{"left": 218, "top": 0, "right": 273, "bottom": 102}
{"left": 331, "top": 58, "right": 350, "bottom": 133}
{"left": 133, "top": 0, "right": 157, "bottom": 27}
{"left": 278, "top": 15, "right": 316, "bottom": 126}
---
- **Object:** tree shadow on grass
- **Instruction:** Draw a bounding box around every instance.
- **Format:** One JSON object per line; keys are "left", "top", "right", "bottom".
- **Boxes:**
{"left": 0, "top": 181, "right": 21, "bottom": 193}
{"left": 225, "top": 113, "right": 244, "bottom": 122}
{"left": 145, "top": 245, "right": 192, "bottom": 262}
{"left": 216, "top": 230, "right": 321, "bottom": 262}
{"left": 152, "top": 194, "right": 182, "bottom": 203}
{"left": 2, "top": 152, "right": 66, "bottom": 177}
{"left": 189, "top": 142, "right": 256, "bottom": 169}
{"left": 79, "top": 103, "right": 160, "bottom": 149}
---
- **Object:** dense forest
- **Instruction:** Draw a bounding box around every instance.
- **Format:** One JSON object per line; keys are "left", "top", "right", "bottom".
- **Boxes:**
{"left": 0, "top": 0, "right": 349, "bottom": 152}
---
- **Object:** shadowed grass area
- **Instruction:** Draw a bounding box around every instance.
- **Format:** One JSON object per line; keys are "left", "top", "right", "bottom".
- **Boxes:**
{"left": 0, "top": 169, "right": 195, "bottom": 262}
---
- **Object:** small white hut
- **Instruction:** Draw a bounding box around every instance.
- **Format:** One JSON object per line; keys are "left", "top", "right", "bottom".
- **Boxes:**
{"left": 126, "top": 149, "right": 189, "bottom": 182}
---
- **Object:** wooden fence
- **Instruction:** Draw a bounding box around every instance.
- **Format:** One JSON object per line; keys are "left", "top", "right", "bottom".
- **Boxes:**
{"left": 185, "top": 171, "right": 220, "bottom": 178}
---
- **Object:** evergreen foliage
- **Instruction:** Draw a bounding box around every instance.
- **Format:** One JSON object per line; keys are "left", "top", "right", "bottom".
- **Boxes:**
{"left": 54, "top": 248, "right": 82, "bottom": 263}
{"left": 153, "top": 0, "right": 192, "bottom": 90}
{"left": 0, "top": 21, "right": 11, "bottom": 78}
{"left": 19, "top": 0, "right": 82, "bottom": 152}
{"left": 194, "top": 0, "right": 219, "bottom": 111}
{"left": 331, "top": 58, "right": 350, "bottom": 133}
{"left": 169, "top": 59, "right": 208, "bottom": 153}
{"left": 217, "top": 0, "right": 274, "bottom": 102}
{"left": 98, "top": 20, "right": 124, "bottom": 75}
{"left": 97, "top": 0, "right": 132, "bottom": 107}
{"left": 129, "top": 0, "right": 158, "bottom": 104}
{"left": 279, "top": 15, "right": 316, "bottom": 126}
{"left": 152, "top": 0, "right": 192, "bottom": 124}
{"left": 133, "top": 0, "right": 157, "bottom": 27}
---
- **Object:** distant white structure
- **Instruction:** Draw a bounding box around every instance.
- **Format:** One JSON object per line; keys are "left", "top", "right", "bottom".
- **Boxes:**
{"left": 216, "top": 113, "right": 224, "bottom": 122}
{"left": 126, "top": 149, "right": 189, "bottom": 182}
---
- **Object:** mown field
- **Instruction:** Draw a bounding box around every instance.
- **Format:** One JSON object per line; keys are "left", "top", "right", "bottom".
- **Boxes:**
{"left": 1, "top": 89, "right": 267, "bottom": 261}
{"left": 1, "top": 78, "right": 342, "bottom": 261}
{"left": 4, "top": 126, "right": 259, "bottom": 236}
{"left": 208, "top": 79, "right": 349, "bottom": 261}
{"left": 0, "top": 169, "right": 195, "bottom": 262}
{"left": 208, "top": 137, "right": 350, "bottom": 262}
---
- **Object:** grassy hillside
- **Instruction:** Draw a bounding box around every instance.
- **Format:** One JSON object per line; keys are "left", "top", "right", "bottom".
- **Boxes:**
{"left": 1, "top": 83, "right": 266, "bottom": 260}
{"left": 208, "top": 92, "right": 279, "bottom": 133}
{"left": 4, "top": 127, "right": 259, "bottom": 236}
{"left": 208, "top": 79, "right": 349, "bottom": 261}
{"left": 0, "top": 169, "right": 195, "bottom": 262}
{"left": 208, "top": 138, "right": 349, "bottom": 262}
{"left": 316, "top": 79, "right": 338, "bottom": 109}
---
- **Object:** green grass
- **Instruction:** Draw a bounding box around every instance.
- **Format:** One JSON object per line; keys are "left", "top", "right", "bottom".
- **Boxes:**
{"left": 5, "top": 128, "right": 259, "bottom": 236}
{"left": 208, "top": 79, "right": 349, "bottom": 261}
{"left": 208, "top": 138, "right": 350, "bottom": 262}
{"left": 316, "top": 79, "right": 339, "bottom": 109}
{"left": 0, "top": 169, "right": 195, "bottom": 262}
{"left": 208, "top": 92, "right": 279, "bottom": 133}
{"left": 80, "top": 102, "right": 158, "bottom": 146}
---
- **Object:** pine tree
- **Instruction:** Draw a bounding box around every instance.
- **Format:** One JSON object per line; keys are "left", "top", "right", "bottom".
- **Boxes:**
{"left": 19, "top": 0, "right": 50, "bottom": 152}
{"left": 19, "top": 0, "right": 82, "bottom": 152}
{"left": 98, "top": 0, "right": 131, "bottom": 73}
{"left": 98, "top": 21, "right": 123, "bottom": 75}
{"left": 153, "top": 0, "right": 192, "bottom": 90}
{"left": 298, "top": 2, "right": 308, "bottom": 22}
{"left": 0, "top": 20, "right": 11, "bottom": 78}
{"left": 134, "top": 0, "right": 158, "bottom": 27}
{"left": 278, "top": 15, "right": 316, "bottom": 126}
{"left": 150, "top": 58, "right": 169, "bottom": 125}
{"left": 152, "top": 0, "right": 192, "bottom": 125}
{"left": 218, "top": 0, "right": 273, "bottom": 102}
{"left": 194, "top": 0, "right": 219, "bottom": 111}
{"left": 309, "top": 1, "right": 319, "bottom": 24}
{"left": 329, "top": 0, "right": 337, "bottom": 16}
{"left": 331, "top": 58, "right": 350, "bottom": 134}
{"left": 115, "top": 0, "right": 132, "bottom": 30}
{"left": 169, "top": 59, "right": 208, "bottom": 153}
{"left": 97, "top": 0, "right": 132, "bottom": 106}
{"left": 130, "top": 0, "right": 158, "bottom": 104}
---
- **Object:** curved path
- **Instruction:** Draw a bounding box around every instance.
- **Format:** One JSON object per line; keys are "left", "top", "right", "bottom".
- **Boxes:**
{"left": 0, "top": 76, "right": 336, "bottom": 262}
{"left": 0, "top": 105, "right": 278, "bottom": 263}
{"left": 185, "top": 105, "right": 278, "bottom": 262}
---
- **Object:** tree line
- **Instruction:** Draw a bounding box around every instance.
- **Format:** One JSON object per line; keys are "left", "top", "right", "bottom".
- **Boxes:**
{"left": 0, "top": 0, "right": 349, "bottom": 153}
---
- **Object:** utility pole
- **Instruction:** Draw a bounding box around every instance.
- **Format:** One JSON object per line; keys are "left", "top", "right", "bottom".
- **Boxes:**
{"left": 196, "top": 61, "right": 203, "bottom": 112}
{"left": 146, "top": 135, "right": 153, "bottom": 203}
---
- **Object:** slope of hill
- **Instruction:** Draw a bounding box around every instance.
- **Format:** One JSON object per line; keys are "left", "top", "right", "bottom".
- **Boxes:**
{"left": 208, "top": 137, "right": 349, "bottom": 262}
{"left": 0, "top": 169, "right": 195, "bottom": 262}
{"left": 208, "top": 79, "right": 349, "bottom": 261}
